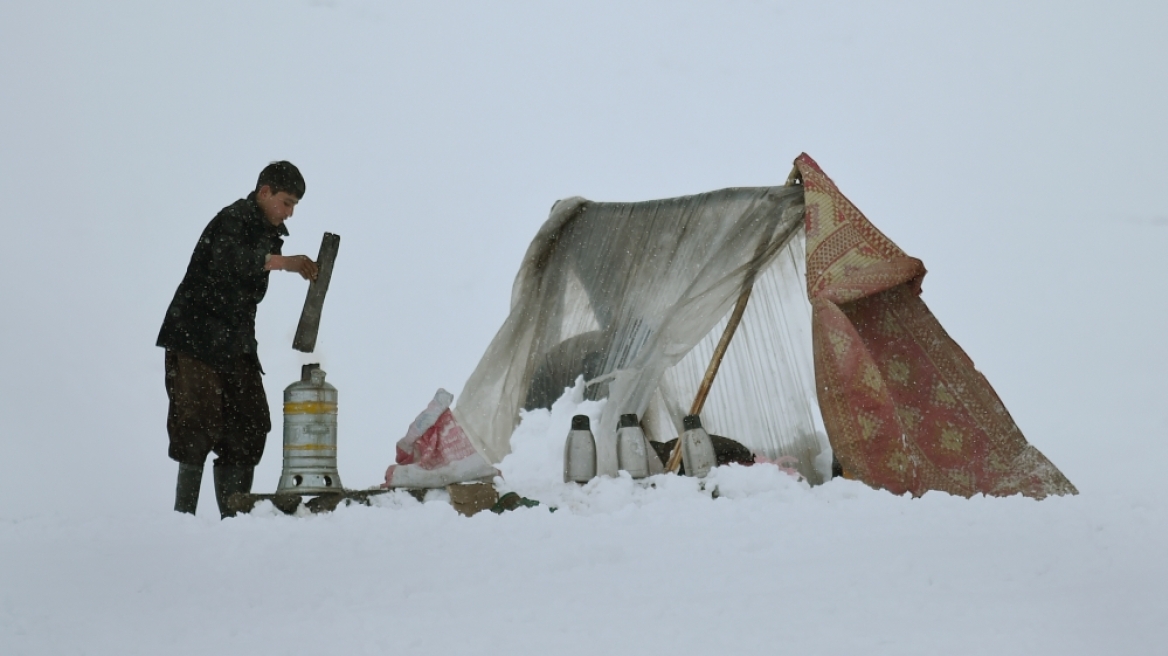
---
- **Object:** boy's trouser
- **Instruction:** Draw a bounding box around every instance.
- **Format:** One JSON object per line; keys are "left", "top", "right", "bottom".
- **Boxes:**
{"left": 165, "top": 350, "right": 270, "bottom": 468}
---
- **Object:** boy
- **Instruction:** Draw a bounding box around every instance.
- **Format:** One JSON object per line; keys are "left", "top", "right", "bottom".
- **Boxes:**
{"left": 157, "top": 161, "right": 318, "bottom": 517}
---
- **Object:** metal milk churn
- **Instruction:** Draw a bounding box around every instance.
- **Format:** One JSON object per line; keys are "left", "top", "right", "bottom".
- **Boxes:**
{"left": 277, "top": 363, "right": 344, "bottom": 494}
{"left": 615, "top": 413, "right": 650, "bottom": 479}
{"left": 563, "top": 415, "right": 597, "bottom": 483}
{"left": 680, "top": 414, "right": 716, "bottom": 478}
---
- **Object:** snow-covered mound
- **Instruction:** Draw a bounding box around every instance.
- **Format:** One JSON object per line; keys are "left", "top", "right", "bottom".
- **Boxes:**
{"left": 494, "top": 378, "right": 814, "bottom": 514}
{"left": 6, "top": 382, "right": 1164, "bottom": 655}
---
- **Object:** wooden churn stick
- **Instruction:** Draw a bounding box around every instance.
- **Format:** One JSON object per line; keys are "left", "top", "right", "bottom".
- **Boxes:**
{"left": 293, "top": 232, "right": 341, "bottom": 353}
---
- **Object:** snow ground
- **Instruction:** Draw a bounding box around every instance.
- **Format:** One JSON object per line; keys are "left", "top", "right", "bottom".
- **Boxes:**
{"left": 5, "top": 468, "right": 1165, "bottom": 655}
{"left": 4, "top": 385, "right": 1166, "bottom": 655}
{"left": 3, "top": 1, "right": 1168, "bottom": 654}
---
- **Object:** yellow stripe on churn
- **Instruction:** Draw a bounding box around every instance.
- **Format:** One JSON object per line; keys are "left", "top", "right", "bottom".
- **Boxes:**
{"left": 283, "top": 401, "right": 338, "bottom": 414}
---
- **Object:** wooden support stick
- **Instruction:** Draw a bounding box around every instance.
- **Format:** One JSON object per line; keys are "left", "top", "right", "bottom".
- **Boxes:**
{"left": 665, "top": 170, "right": 802, "bottom": 473}
{"left": 665, "top": 284, "right": 754, "bottom": 473}
{"left": 293, "top": 232, "right": 340, "bottom": 353}
{"left": 690, "top": 287, "right": 753, "bottom": 417}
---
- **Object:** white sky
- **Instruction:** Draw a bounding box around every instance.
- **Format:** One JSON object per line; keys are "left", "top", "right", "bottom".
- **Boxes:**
{"left": 1, "top": 1, "right": 1166, "bottom": 511}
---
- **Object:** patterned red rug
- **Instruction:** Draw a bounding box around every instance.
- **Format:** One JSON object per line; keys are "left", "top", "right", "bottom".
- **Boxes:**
{"left": 797, "top": 153, "right": 1076, "bottom": 498}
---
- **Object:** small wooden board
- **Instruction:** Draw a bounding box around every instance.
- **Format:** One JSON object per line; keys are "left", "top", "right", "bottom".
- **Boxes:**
{"left": 446, "top": 482, "right": 500, "bottom": 517}
{"left": 293, "top": 232, "right": 341, "bottom": 353}
{"left": 227, "top": 488, "right": 426, "bottom": 516}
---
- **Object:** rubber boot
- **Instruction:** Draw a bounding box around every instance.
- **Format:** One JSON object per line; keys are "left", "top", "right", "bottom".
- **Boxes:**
{"left": 214, "top": 464, "right": 254, "bottom": 519}
{"left": 241, "top": 467, "right": 254, "bottom": 496}
{"left": 174, "top": 462, "right": 203, "bottom": 515}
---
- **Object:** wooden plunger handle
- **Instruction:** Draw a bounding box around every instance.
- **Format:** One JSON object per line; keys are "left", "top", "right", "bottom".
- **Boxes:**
{"left": 293, "top": 232, "right": 341, "bottom": 353}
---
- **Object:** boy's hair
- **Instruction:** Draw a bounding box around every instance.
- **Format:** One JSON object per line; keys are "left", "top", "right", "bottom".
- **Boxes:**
{"left": 256, "top": 161, "right": 306, "bottom": 199}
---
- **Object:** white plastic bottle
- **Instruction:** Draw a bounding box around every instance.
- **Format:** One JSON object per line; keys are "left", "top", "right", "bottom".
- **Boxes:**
{"left": 563, "top": 415, "right": 597, "bottom": 483}
{"left": 680, "top": 414, "right": 716, "bottom": 478}
{"left": 595, "top": 417, "right": 620, "bottom": 479}
{"left": 616, "top": 413, "right": 650, "bottom": 479}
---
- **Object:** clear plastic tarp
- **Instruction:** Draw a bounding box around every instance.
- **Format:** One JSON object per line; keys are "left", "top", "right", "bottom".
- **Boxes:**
{"left": 453, "top": 184, "right": 831, "bottom": 483}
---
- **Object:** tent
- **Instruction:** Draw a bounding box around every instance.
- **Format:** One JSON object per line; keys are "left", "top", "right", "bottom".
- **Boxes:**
{"left": 449, "top": 154, "right": 1076, "bottom": 498}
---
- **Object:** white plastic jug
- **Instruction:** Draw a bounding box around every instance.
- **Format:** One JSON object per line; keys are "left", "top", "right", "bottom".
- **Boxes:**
{"left": 595, "top": 417, "right": 619, "bottom": 479}
{"left": 680, "top": 414, "right": 716, "bottom": 478}
{"left": 616, "top": 413, "right": 650, "bottom": 479}
{"left": 563, "top": 415, "right": 597, "bottom": 483}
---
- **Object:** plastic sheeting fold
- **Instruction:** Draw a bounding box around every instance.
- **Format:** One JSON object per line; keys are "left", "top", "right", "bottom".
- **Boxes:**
{"left": 454, "top": 185, "right": 827, "bottom": 480}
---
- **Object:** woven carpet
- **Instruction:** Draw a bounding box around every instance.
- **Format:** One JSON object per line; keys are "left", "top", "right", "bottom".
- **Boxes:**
{"left": 796, "top": 153, "right": 1076, "bottom": 498}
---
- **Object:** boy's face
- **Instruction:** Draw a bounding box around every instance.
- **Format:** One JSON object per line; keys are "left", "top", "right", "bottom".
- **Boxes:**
{"left": 256, "top": 185, "right": 300, "bottom": 227}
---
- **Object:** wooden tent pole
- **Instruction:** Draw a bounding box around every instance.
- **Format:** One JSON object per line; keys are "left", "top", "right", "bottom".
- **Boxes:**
{"left": 690, "top": 287, "right": 754, "bottom": 416}
{"left": 665, "top": 284, "right": 755, "bottom": 473}
{"left": 665, "top": 167, "right": 801, "bottom": 474}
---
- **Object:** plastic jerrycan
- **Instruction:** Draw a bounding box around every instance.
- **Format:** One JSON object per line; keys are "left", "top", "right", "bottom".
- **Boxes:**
{"left": 563, "top": 415, "right": 597, "bottom": 483}
{"left": 680, "top": 414, "right": 716, "bottom": 478}
{"left": 616, "top": 413, "right": 650, "bottom": 479}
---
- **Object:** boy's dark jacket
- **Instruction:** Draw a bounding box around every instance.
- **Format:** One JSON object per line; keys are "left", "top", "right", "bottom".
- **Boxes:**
{"left": 157, "top": 192, "right": 288, "bottom": 369}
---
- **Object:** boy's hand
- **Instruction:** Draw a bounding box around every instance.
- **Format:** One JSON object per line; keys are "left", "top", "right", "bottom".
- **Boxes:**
{"left": 265, "top": 254, "right": 319, "bottom": 281}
